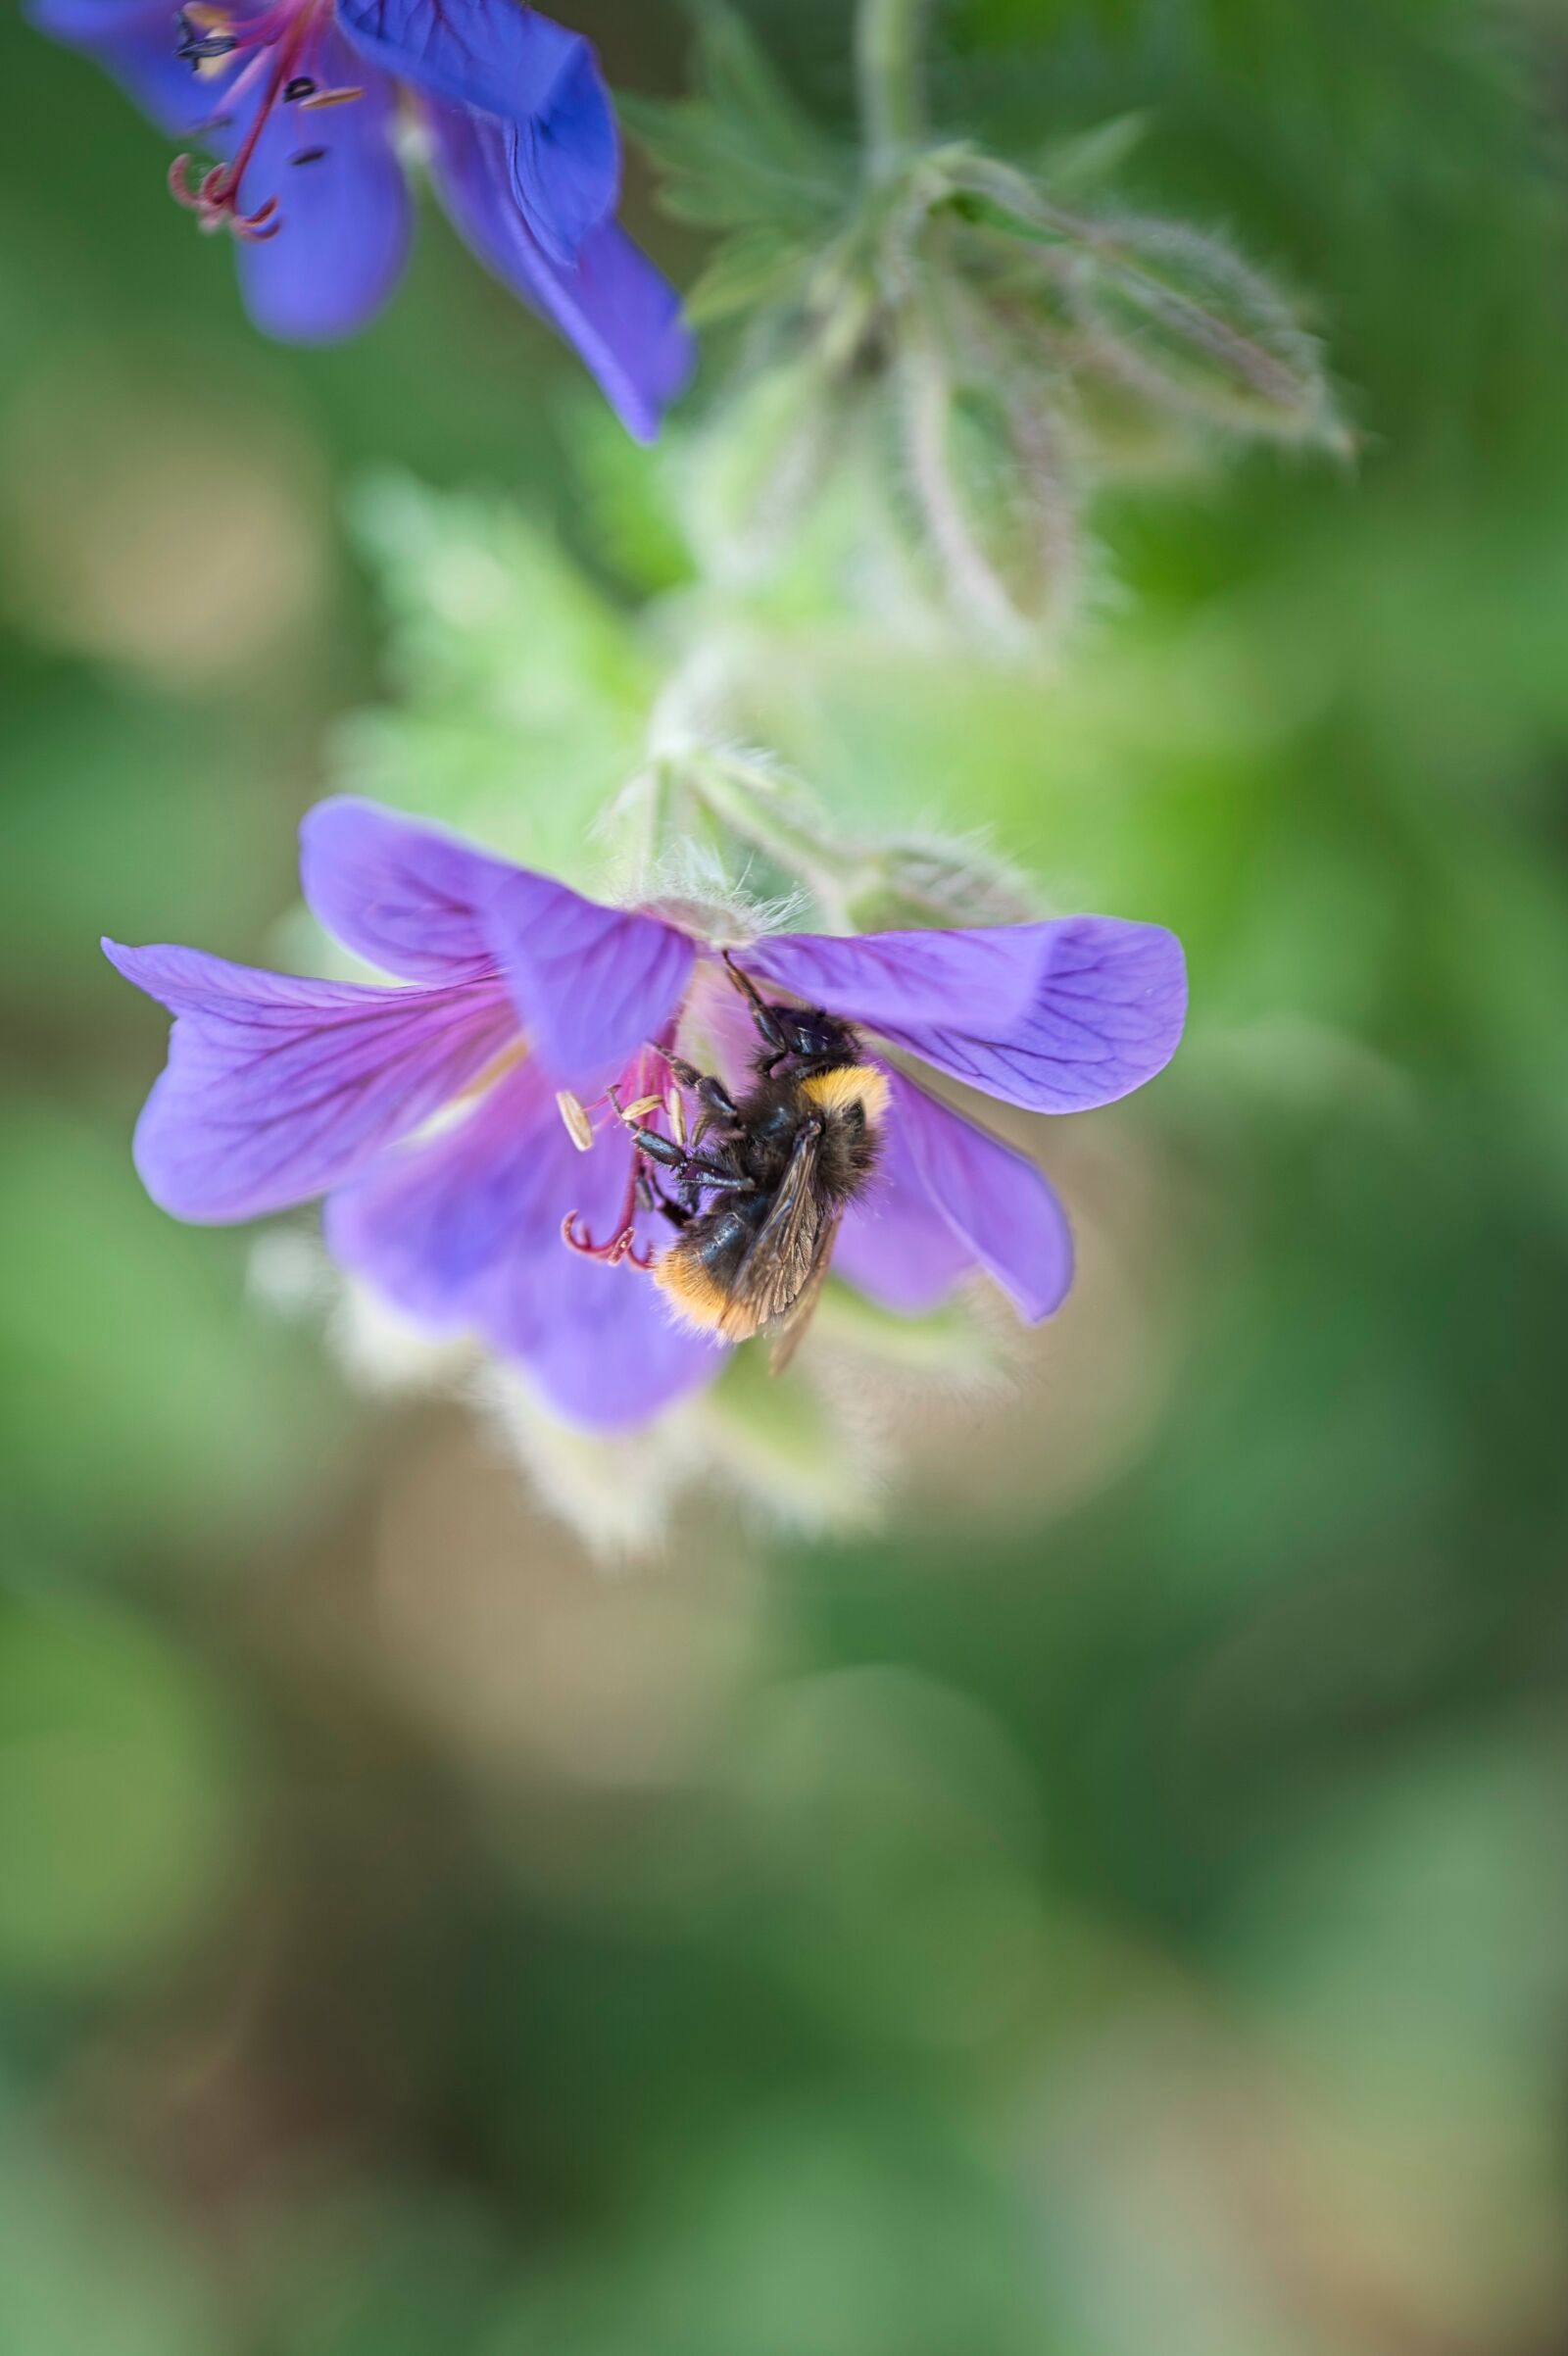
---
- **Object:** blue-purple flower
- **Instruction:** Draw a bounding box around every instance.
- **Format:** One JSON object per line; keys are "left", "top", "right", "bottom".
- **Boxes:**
{"left": 104, "top": 799, "right": 1187, "bottom": 1433}
{"left": 30, "top": 0, "right": 691, "bottom": 436}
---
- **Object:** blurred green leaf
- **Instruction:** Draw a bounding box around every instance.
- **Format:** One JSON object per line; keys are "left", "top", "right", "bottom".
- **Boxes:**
{"left": 0, "top": 1101, "right": 337, "bottom": 1556}
{"left": 0, "top": 1595, "right": 246, "bottom": 1986}
{"left": 0, "top": 2135, "right": 219, "bottom": 2356}
{"left": 626, "top": 6, "right": 850, "bottom": 237}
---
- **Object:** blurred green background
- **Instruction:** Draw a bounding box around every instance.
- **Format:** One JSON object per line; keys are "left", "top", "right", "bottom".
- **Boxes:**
{"left": 5, "top": 0, "right": 1568, "bottom": 2348}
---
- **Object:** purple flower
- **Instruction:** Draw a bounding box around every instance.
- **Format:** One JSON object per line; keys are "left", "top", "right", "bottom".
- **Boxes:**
{"left": 29, "top": 0, "right": 691, "bottom": 437}
{"left": 103, "top": 798, "right": 1188, "bottom": 1433}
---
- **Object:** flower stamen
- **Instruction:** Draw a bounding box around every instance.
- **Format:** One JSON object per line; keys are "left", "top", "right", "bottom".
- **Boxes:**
{"left": 555, "top": 1090, "right": 595, "bottom": 1153}
{"left": 164, "top": 2, "right": 338, "bottom": 243}
{"left": 562, "top": 1082, "right": 679, "bottom": 1269}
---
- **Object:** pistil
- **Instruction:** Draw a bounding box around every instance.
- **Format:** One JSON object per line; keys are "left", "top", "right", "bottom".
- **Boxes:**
{"left": 166, "top": 1, "right": 360, "bottom": 242}
{"left": 560, "top": 1054, "right": 683, "bottom": 1269}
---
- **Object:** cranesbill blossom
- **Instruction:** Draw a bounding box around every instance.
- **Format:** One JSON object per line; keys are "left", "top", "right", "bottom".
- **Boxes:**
{"left": 29, "top": 0, "right": 690, "bottom": 436}
{"left": 104, "top": 798, "right": 1187, "bottom": 1432}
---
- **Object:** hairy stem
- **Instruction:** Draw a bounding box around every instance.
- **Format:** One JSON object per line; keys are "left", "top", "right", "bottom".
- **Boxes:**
{"left": 897, "top": 322, "right": 1031, "bottom": 650}
{"left": 856, "top": 0, "right": 929, "bottom": 177}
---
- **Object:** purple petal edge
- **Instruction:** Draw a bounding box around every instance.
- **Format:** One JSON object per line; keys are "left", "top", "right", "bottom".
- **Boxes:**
{"left": 426, "top": 99, "right": 693, "bottom": 442}
{"left": 105, "top": 937, "right": 515, "bottom": 1223}
{"left": 747, "top": 916, "right": 1189, "bottom": 1115}
{"left": 886, "top": 1073, "right": 1074, "bottom": 1323}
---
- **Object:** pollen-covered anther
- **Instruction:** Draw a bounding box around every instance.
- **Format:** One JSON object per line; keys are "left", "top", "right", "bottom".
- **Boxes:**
{"left": 665, "top": 1085, "right": 687, "bottom": 1147}
{"left": 555, "top": 1090, "right": 595, "bottom": 1153}
{"left": 297, "top": 84, "right": 365, "bottom": 109}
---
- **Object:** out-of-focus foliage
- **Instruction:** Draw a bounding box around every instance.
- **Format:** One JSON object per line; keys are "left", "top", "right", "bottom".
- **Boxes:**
{"left": 632, "top": 4, "right": 1341, "bottom": 640}
{"left": 4, "top": 0, "right": 1568, "bottom": 2350}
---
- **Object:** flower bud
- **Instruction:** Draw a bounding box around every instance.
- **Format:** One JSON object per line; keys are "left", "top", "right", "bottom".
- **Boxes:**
{"left": 837, "top": 836, "right": 1036, "bottom": 933}
{"left": 1062, "top": 216, "right": 1341, "bottom": 445}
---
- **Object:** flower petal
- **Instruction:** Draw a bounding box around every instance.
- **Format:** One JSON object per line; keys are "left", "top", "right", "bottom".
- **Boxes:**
{"left": 745, "top": 917, "right": 1188, "bottom": 1114}
{"left": 881, "top": 1073, "right": 1074, "bottom": 1323}
{"left": 304, "top": 796, "right": 694, "bottom": 1087}
{"left": 832, "top": 1089, "right": 977, "bottom": 1315}
{"left": 335, "top": 0, "right": 617, "bottom": 255}
{"left": 326, "top": 1061, "right": 723, "bottom": 1430}
{"left": 300, "top": 796, "right": 513, "bottom": 981}
{"left": 105, "top": 939, "right": 516, "bottom": 1222}
{"left": 743, "top": 927, "right": 1040, "bottom": 1033}
{"left": 488, "top": 1204, "right": 725, "bottom": 1435}
{"left": 233, "top": 36, "right": 411, "bottom": 343}
{"left": 324, "top": 1060, "right": 559, "bottom": 1326}
{"left": 425, "top": 99, "right": 693, "bottom": 441}
{"left": 27, "top": 0, "right": 216, "bottom": 136}
{"left": 481, "top": 868, "right": 694, "bottom": 1089}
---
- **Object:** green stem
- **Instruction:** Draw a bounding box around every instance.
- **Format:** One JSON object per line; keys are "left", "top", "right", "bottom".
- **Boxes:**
{"left": 856, "top": 0, "right": 929, "bottom": 178}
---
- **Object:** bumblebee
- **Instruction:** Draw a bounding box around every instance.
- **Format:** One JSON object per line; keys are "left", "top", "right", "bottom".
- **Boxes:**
{"left": 615, "top": 956, "right": 889, "bottom": 1368}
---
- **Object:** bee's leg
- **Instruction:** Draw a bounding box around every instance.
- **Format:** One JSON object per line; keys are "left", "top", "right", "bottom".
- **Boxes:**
{"left": 607, "top": 1089, "right": 753, "bottom": 1196}
{"left": 648, "top": 1142, "right": 755, "bottom": 1196}
{"left": 657, "top": 1048, "right": 706, "bottom": 1092}
{"left": 667, "top": 1053, "right": 741, "bottom": 1124}
{"left": 622, "top": 1123, "right": 740, "bottom": 1186}
{"left": 565, "top": 1147, "right": 699, "bottom": 1272}
{"left": 636, "top": 1167, "right": 692, "bottom": 1230}
{"left": 654, "top": 1047, "right": 741, "bottom": 1148}
{"left": 722, "top": 951, "right": 794, "bottom": 1067}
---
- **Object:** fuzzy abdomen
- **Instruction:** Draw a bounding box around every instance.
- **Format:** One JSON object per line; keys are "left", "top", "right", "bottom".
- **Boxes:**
{"left": 654, "top": 1196, "right": 770, "bottom": 1336}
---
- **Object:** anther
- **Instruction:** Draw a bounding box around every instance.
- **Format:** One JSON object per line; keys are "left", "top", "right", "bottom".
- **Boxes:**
{"left": 176, "top": 12, "right": 236, "bottom": 63}
{"left": 555, "top": 1091, "right": 594, "bottom": 1153}
{"left": 290, "top": 146, "right": 326, "bottom": 166}
{"left": 284, "top": 74, "right": 316, "bottom": 100}
{"left": 298, "top": 84, "right": 364, "bottom": 109}
{"left": 665, "top": 1085, "right": 687, "bottom": 1147}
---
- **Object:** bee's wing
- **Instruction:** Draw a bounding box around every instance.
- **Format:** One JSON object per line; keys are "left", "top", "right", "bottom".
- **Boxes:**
{"left": 764, "top": 1231, "right": 840, "bottom": 1374}
{"left": 719, "top": 1118, "right": 832, "bottom": 1345}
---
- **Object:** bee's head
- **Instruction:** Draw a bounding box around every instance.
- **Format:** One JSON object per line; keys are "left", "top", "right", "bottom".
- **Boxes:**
{"left": 771, "top": 1006, "right": 860, "bottom": 1066}
{"left": 722, "top": 953, "right": 866, "bottom": 1076}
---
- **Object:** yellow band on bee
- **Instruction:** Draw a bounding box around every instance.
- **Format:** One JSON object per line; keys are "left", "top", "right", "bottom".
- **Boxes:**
{"left": 797, "top": 1063, "right": 890, "bottom": 1122}
{"left": 653, "top": 1251, "right": 732, "bottom": 1333}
